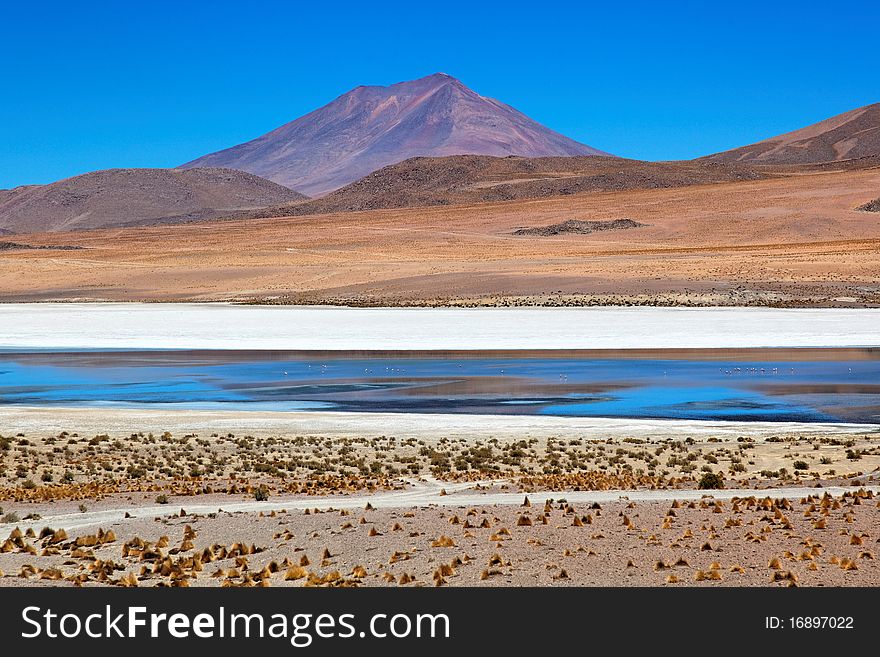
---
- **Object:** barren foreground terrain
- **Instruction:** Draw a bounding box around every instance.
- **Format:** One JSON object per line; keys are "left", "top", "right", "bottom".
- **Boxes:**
{"left": 1, "top": 167, "right": 879, "bottom": 305}
{"left": 1, "top": 409, "right": 878, "bottom": 586}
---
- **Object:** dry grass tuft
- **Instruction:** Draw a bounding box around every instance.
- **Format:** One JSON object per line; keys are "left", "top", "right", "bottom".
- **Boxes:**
{"left": 431, "top": 535, "right": 456, "bottom": 548}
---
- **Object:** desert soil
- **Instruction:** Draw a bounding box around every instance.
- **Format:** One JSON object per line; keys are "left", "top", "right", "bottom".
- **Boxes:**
{"left": 1, "top": 410, "right": 878, "bottom": 587}
{"left": 1, "top": 167, "right": 879, "bottom": 306}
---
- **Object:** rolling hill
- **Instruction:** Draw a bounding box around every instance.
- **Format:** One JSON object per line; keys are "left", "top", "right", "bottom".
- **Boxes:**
{"left": 235, "top": 154, "right": 770, "bottom": 218}
{"left": 0, "top": 168, "right": 305, "bottom": 233}
{"left": 703, "top": 103, "right": 880, "bottom": 164}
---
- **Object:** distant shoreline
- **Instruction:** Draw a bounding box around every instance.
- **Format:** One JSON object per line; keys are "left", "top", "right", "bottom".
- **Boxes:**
{"left": 2, "top": 405, "right": 875, "bottom": 441}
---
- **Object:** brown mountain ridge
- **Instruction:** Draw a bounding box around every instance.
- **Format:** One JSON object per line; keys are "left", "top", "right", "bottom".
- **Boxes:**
{"left": 235, "top": 154, "right": 774, "bottom": 219}
{"left": 0, "top": 168, "right": 304, "bottom": 234}
{"left": 703, "top": 102, "right": 880, "bottom": 165}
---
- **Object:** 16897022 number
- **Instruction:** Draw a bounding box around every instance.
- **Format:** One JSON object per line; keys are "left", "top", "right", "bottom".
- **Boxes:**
{"left": 790, "top": 617, "right": 853, "bottom": 629}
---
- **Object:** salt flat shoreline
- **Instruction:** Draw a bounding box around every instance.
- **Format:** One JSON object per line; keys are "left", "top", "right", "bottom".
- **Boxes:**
{"left": 2, "top": 304, "right": 879, "bottom": 350}
{"left": 2, "top": 406, "right": 876, "bottom": 440}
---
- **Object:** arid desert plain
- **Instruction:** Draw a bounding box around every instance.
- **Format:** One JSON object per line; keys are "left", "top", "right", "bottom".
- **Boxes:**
{"left": 2, "top": 164, "right": 880, "bottom": 307}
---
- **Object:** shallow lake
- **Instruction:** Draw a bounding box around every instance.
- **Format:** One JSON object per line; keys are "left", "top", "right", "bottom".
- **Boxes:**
{"left": 1, "top": 349, "right": 879, "bottom": 423}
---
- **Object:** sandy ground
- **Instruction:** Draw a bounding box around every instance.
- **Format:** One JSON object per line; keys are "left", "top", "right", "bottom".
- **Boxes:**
{"left": 6, "top": 479, "right": 880, "bottom": 533}
{"left": 1, "top": 167, "right": 879, "bottom": 306}
{"left": 2, "top": 305, "right": 880, "bottom": 350}
{"left": 2, "top": 484, "right": 877, "bottom": 587}
{"left": 2, "top": 406, "right": 879, "bottom": 586}
{"left": 2, "top": 407, "right": 877, "bottom": 496}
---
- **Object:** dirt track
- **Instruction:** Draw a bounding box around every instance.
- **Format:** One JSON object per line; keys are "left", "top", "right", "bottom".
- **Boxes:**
{"left": 11, "top": 479, "right": 879, "bottom": 533}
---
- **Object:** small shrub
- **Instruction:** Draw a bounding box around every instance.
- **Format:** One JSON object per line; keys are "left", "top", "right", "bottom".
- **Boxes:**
{"left": 127, "top": 465, "right": 146, "bottom": 479}
{"left": 254, "top": 485, "right": 270, "bottom": 502}
{"left": 78, "top": 504, "right": 88, "bottom": 513}
{"left": 793, "top": 460, "right": 809, "bottom": 471}
{"left": 155, "top": 494, "right": 169, "bottom": 505}
{"left": 698, "top": 471, "right": 724, "bottom": 490}
{"left": 1, "top": 511, "right": 20, "bottom": 524}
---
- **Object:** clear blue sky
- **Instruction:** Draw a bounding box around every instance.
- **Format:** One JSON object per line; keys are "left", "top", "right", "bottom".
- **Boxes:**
{"left": 2, "top": 0, "right": 878, "bottom": 189}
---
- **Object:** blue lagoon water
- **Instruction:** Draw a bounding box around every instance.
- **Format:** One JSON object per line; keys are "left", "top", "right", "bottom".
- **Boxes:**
{"left": 1, "top": 350, "right": 879, "bottom": 423}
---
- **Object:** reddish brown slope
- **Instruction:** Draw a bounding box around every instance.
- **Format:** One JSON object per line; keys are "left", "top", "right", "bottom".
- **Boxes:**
{"left": 703, "top": 103, "right": 880, "bottom": 164}
{"left": 0, "top": 168, "right": 305, "bottom": 234}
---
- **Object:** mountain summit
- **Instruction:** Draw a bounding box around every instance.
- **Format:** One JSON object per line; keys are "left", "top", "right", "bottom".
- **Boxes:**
{"left": 181, "top": 73, "right": 609, "bottom": 196}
